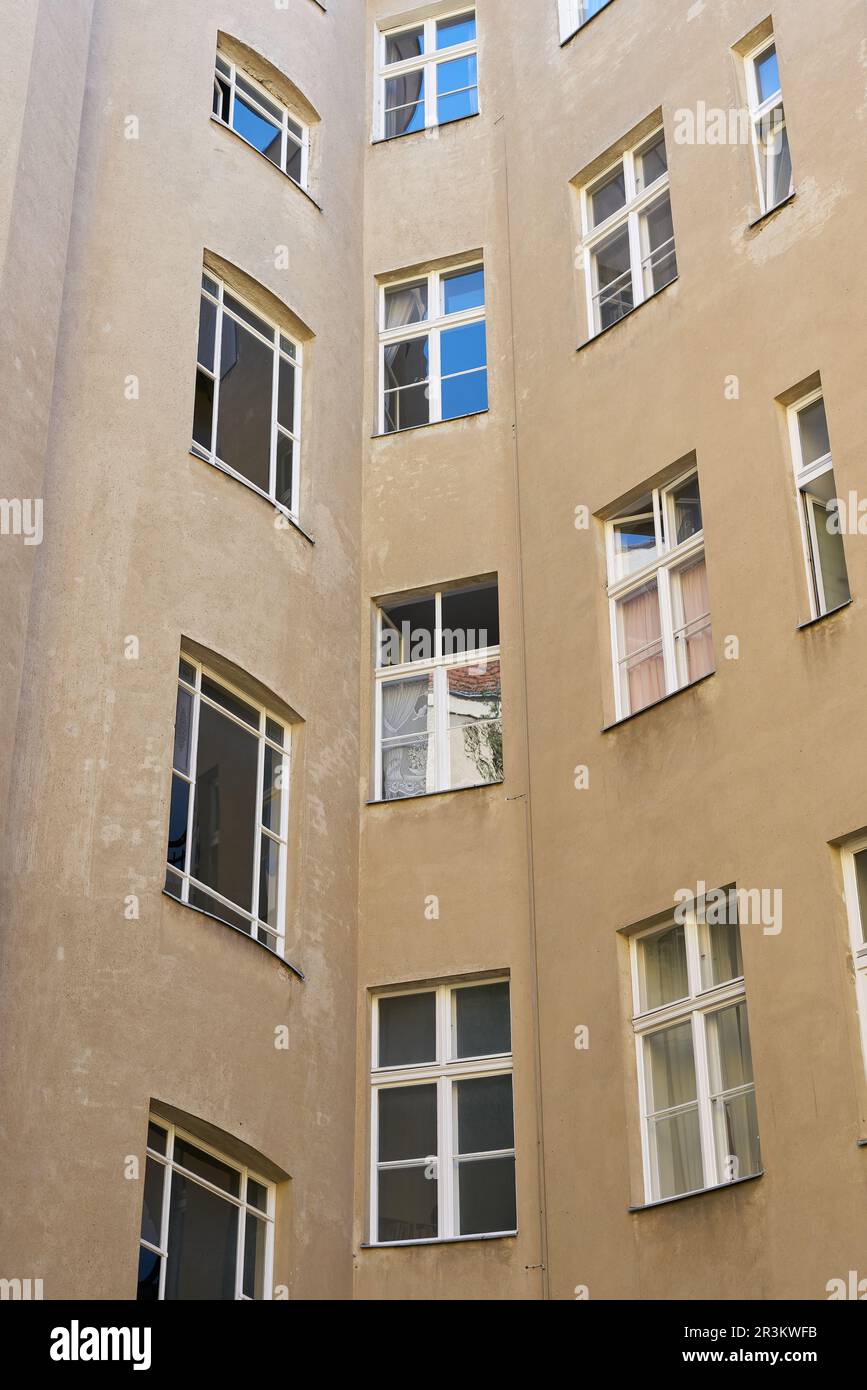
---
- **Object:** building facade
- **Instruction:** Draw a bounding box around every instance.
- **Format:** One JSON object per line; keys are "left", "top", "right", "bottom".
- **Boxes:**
{"left": 1, "top": 0, "right": 866, "bottom": 1301}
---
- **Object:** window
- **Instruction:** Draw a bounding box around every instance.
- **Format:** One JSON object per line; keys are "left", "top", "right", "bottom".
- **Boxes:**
{"left": 744, "top": 34, "right": 793, "bottom": 215}
{"left": 374, "top": 581, "right": 501, "bottom": 800}
{"left": 192, "top": 273, "right": 302, "bottom": 518}
{"left": 371, "top": 980, "right": 516, "bottom": 1243}
{"left": 787, "top": 389, "right": 850, "bottom": 618}
{"left": 165, "top": 656, "right": 290, "bottom": 958}
{"left": 379, "top": 262, "right": 487, "bottom": 433}
{"left": 213, "top": 54, "right": 308, "bottom": 188}
{"left": 376, "top": 9, "right": 478, "bottom": 140}
{"left": 138, "top": 1117, "right": 274, "bottom": 1300}
{"left": 559, "top": 0, "right": 614, "bottom": 42}
{"left": 605, "top": 468, "right": 714, "bottom": 719}
{"left": 840, "top": 839, "right": 867, "bottom": 1080}
{"left": 578, "top": 126, "right": 677, "bottom": 336}
{"left": 630, "top": 909, "right": 761, "bottom": 1203}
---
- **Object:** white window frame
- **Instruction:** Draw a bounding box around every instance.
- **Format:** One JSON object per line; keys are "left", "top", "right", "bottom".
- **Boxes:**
{"left": 369, "top": 979, "right": 515, "bottom": 1245}
{"left": 558, "top": 0, "right": 615, "bottom": 43}
{"left": 744, "top": 34, "right": 793, "bottom": 215}
{"left": 139, "top": 1115, "right": 276, "bottom": 1300}
{"left": 786, "top": 387, "right": 846, "bottom": 620}
{"left": 213, "top": 53, "right": 309, "bottom": 190}
{"left": 166, "top": 655, "right": 291, "bottom": 959}
{"left": 193, "top": 273, "right": 303, "bottom": 521}
{"left": 630, "top": 913, "right": 757, "bottom": 1205}
{"left": 377, "top": 261, "right": 486, "bottom": 435}
{"left": 578, "top": 125, "right": 676, "bottom": 338}
{"left": 374, "top": 8, "right": 479, "bottom": 141}
{"left": 374, "top": 584, "right": 501, "bottom": 800}
{"left": 840, "top": 838, "right": 867, "bottom": 1081}
{"left": 605, "top": 467, "right": 712, "bottom": 720}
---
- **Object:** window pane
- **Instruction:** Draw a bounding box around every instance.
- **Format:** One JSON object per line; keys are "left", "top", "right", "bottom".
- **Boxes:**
{"left": 384, "top": 338, "right": 431, "bottom": 432}
{"left": 379, "top": 595, "right": 436, "bottom": 665}
{"left": 442, "top": 267, "right": 484, "bottom": 315}
{"left": 140, "top": 1156, "right": 164, "bottom": 1247}
{"left": 797, "top": 398, "right": 830, "bottom": 466}
{"left": 197, "top": 294, "right": 217, "bottom": 371}
{"left": 594, "top": 224, "right": 633, "bottom": 328}
{"left": 278, "top": 358, "right": 296, "bottom": 431}
{"left": 276, "top": 433, "right": 294, "bottom": 508}
{"left": 164, "top": 1173, "right": 238, "bottom": 1300}
{"left": 441, "top": 582, "right": 499, "bottom": 653}
{"left": 638, "top": 925, "right": 688, "bottom": 1011}
{"left": 147, "top": 1121, "right": 168, "bottom": 1155}
{"left": 613, "top": 505, "right": 657, "bottom": 576}
{"left": 619, "top": 581, "right": 665, "bottom": 714}
{"left": 378, "top": 1084, "right": 437, "bottom": 1162}
{"left": 637, "top": 132, "right": 667, "bottom": 190}
{"left": 436, "top": 12, "right": 476, "bottom": 48}
{"left": 447, "top": 660, "right": 502, "bottom": 788}
{"left": 232, "top": 95, "right": 282, "bottom": 166}
{"left": 670, "top": 475, "right": 702, "bottom": 544}
{"left": 378, "top": 1166, "right": 437, "bottom": 1243}
{"left": 223, "top": 293, "right": 273, "bottom": 340}
{"left": 758, "top": 108, "right": 792, "bottom": 209}
{"left": 242, "top": 1213, "right": 267, "bottom": 1299}
{"left": 381, "top": 673, "right": 436, "bottom": 800}
{"left": 201, "top": 676, "right": 258, "bottom": 727}
{"left": 455, "top": 982, "right": 511, "bottom": 1058}
{"left": 173, "top": 1138, "right": 241, "bottom": 1196}
{"left": 216, "top": 319, "right": 273, "bottom": 492}
{"left": 262, "top": 745, "right": 283, "bottom": 834}
{"left": 386, "top": 27, "right": 424, "bottom": 63}
{"left": 591, "top": 166, "right": 626, "bottom": 226}
{"left": 385, "top": 72, "right": 424, "bottom": 137}
{"left": 441, "top": 367, "right": 487, "bottom": 420}
{"left": 457, "top": 1155, "right": 516, "bottom": 1235}
{"left": 193, "top": 370, "right": 214, "bottom": 452}
{"left": 258, "top": 834, "right": 280, "bottom": 928}
{"left": 286, "top": 136, "right": 303, "bottom": 186}
{"left": 179, "top": 658, "right": 196, "bottom": 686}
{"left": 188, "top": 883, "right": 252, "bottom": 934}
{"left": 712, "top": 1088, "right": 762, "bottom": 1183}
{"left": 648, "top": 1106, "right": 703, "bottom": 1200}
{"left": 191, "top": 703, "right": 258, "bottom": 915}
{"left": 173, "top": 686, "right": 193, "bottom": 774}
{"left": 755, "top": 44, "right": 780, "bottom": 103}
{"left": 644, "top": 1021, "right": 697, "bottom": 1112}
{"left": 677, "top": 557, "right": 714, "bottom": 682}
{"left": 438, "top": 87, "right": 478, "bottom": 125}
{"left": 455, "top": 1074, "right": 514, "bottom": 1154}
{"left": 708, "top": 1001, "right": 755, "bottom": 1094}
{"left": 699, "top": 918, "right": 743, "bottom": 990}
{"left": 385, "top": 280, "right": 428, "bottom": 329}
{"left": 378, "top": 992, "right": 437, "bottom": 1067}
{"left": 807, "top": 476, "right": 850, "bottom": 613}
{"left": 441, "top": 321, "right": 486, "bottom": 376}
{"left": 854, "top": 850, "right": 867, "bottom": 945}
{"left": 436, "top": 55, "right": 478, "bottom": 124}
{"left": 213, "top": 75, "right": 230, "bottom": 123}
{"left": 137, "top": 1246, "right": 161, "bottom": 1301}
{"left": 384, "top": 383, "right": 430, "bottom": 433}
{"left": 643, "top": 192, "right": 677, "bottom": 295}
{"left": 167, "top": 775, "right": 189, "bottom": 872}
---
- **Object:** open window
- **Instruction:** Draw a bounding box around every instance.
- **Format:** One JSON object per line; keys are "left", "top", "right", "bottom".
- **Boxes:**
{"left": 787, "top": 388, "right": 850, "bottom": 619}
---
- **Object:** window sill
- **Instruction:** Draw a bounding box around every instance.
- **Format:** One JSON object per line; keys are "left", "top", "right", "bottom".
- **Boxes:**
{"left": 367, "top": 779, "right": 504, "bottom": 808}
{"left": 210, "top": 116, "right": 323, "bottom": 212}
{"left": 371, "top": 408, "right": 489, "bottom": 441}
{"left": 161, "top": 889, "right": 305, "bottom": 980}
{"left": 361, "top": 1231, "right": 517, "bottom": 1250}
{"left": 560, "top": 2, "right": 617, "bottom": 48}
{"left": 747, "top": 191, "right": 796, "bottom": 231}
{"left": 629, "top": 1170, "right": 763, "bottom": 1213}
{"left": 188, "top": 450, "right": 315, "bottom": 545}
{"left": 602, "top": 671, "right": 715, "bottom": 732}
{"left": 371, "top": 111, "right": 480, "bottom": 147}
{"left": 576, "top": 277, "right": 679, "bottom": 352}
{"left": 797, "top": 599, "right": 853, "bottom": 632}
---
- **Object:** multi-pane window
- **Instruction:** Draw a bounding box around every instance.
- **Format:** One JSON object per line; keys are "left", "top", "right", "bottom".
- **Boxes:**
{"left": 192, "top": 272, "right": 302, "bottom": 519}
{"left": 379, "top": 263, "right": 487, "bottom": 434}
{"left": 138, "top": 1117, "right": 274, "bottom": 1300}
{"left": 559, "top": 0, "right": 615, "bottom": 41}
{"left": 631, "top": 910, "right": 761, "bottom": 1203}
{"left": 605, "top": 468, "right": 714, "bottom": 719}
{"left": 375, "top": 581, "right": 501, "bottom": 801}
{"left": 165, "top": 656, "right": 290, "bottom": 958}
{"left": 745, "top": 35, "right": 793, "bottom": 215}
{"left": 578, "top": 127, "right": 677, "bottom": 336}
{"left": 212, "top": 54, "right": 308, "bottom": 189}
{"left": 377, "top": 9, "right": 478, "bottom": 140}
{"left": 840, "top": 839, "right": 867, "bottom": 1081}
{"left": 371, "top": 981, "right": 516, "bottom": 1243}
{"left": 787, "top": 389, "right": 850, "bottom": 619}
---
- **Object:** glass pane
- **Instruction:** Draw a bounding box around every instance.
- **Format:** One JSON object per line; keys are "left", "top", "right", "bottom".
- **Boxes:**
{"left": 384, "top": 383, "right": 430, "bottom": 433}
{"left": 613, "top": 503, "right": 657, "bottom": 576}
{"left": 386, "top": 27, "right": 424, "bottom": 63}
{"left": 708, "top": 1001, "right": 755, "bottom": 1094}
{"left": 385, "top": 281, "right": 428, "bottom": 329}
{"left": 137, "top": 1246, "right": 161, "bottom": 1301}
{"left": 378, "top": 1084, "right": 437, "bottom": 1162}
{"left": 201, "top": 676, "right": 259, "bottom": 727}
{"left": 167, "top": 775, "right": 189, "bottom": 873}
{"left": 670, "top": 474, "right": 702, "bottom": 544}
{"left": 286, "top": 136, "right": 303, "bottom": 185}
{"left": 447, "top": 660, "right": 502, "bottom": 788}
{"left": 192, "top": 370, "right": 214, "bottom": 452}
{"left": 384, "top": 335, "right": 429, "bottom": 389}
{"left": 648, "top": 1106, "right": 704, "bottom": 1200}
{"left": 191, "top": 702, "right": 259, "bottom": 915}
{"left": 638, "top": 925, "right": 688, "bottom": 1011}
{"left": 644, "top": 1021, "right": 697, "bottom": 1112}
{"left": 140, "top": 1156, "right": 164, "bottom": 1246}
{"left": 262, "top": 746, "right": 283, "bottom": 833}
{"left": 278, "top": 358, "right": 295, "bottom": 430}
{"left": 232, "top": 95, "right": 282, "bottom": 166}
{"left": 436, "top": 12, "right": 476, "bottom": 48}
{"left": 797, "top": 398, "right": 830, "bottom": 466}
{"left": 441, "top": 321, "right": 486, "bottom": 376}
{"left": 378, "top": 992, "right": 437, "bottom": 1067}
{"left": 235, "top": 74, "right": 282, "bottom": 119}
{"left": 216, "top": 318, "right": 273, "bottom": 491}
{"left": 147, "top": 1121, "right": 168, "bottom": 1155}
{"left": 197, "top": 294, "right": 217, "bottom": 371}
{"left": 265, "top": 717, "right": 284, "bottom": 746}
{"left": 243, "top": 1212, "right": 267, "bottom": 1298}
{"left": 164, "top": 867, "right": 183, "bottom": 899}
{"left": 755, "top": 44, "right": 780, "bottom": 103}
{"left": 677, "top": 558, "right": 715, "bottom": 682}
{"left": 202, "top": 273, "right": 219, "bottom": 295}
{"left": 594, "top": 224, "right": 633, "bottom": 328}
{"left": 637, "top": 132, "right": 667, "bottom": 190}
{"left": 457, "top": 1155, "right": 516, "bottom": 1235}
{"left": 443, "top": 267, "right": 484, "bottom": 315}
{"left": 247, "top": 1179, "right": 267, "bottom": 1213}
{"left": 381, "top": 673, "right": 436, "bottom": 800}
{"left": 173, "top": 1138, "right": 241, "bottom": 1196}
{"left": 179, "top": 658, "right": 196, "bottom": 686}
{"left": 379, "top": 595, "right": 436, "bottom": 665}
{"left": 643, "top": 193, "right": 677, "bottom": 294}
{"left": 385, "top": 73, "right": 424, "bottom": 138}
{"left": 213, "top": 76, "right": 230, "bottom": 123}
{"left": 438, "top": 87, "right": 479, "bottom": 124}
{"left": 436, "top": 53, "right": 476, "bottom": 95}
{"left": 164, "top": 1173, "right": 238, "bottom": 1300}
{"left": 223, "top": 293, "right": 274, "bottom": 341}
{"left": 854, "top": 850, "right": 867, "bottom": 945}
{"left": 455, "top": 1074, "right": 514, "bottom": 1154}
{"left": 441, "top": 583, "right": 499, "bottom": 653}
{"left": 591, "top": 166, "right": 626, "bottom": 226}
{"left": 699, "top": 919, "right": 743, "bottom": 990}
{"left": 758, "top": 108, "right": 792, "bottom": 209}
{"left": 188, "top": 883, "right": 252, "bottom": 934}
{"left": 378, "top": 1166, "right": 437, "bottom": 1242}
{"left": 712, "top": 1088, "right": 762, "bottom": 1183}
{"left": 276, "top": 433, "right": 294, "bottom": 508}
{"left": 810, "top": 485, "right": 850, "bottom": 613}
{"left": 258, "top": 834, "right": 280, "bottom": 928}
{"left": 441, "top": 367, "right": 487, "bottom": 420}
{"left": 619, "top": 581, "right": 665, "bottom": 714}
{"left": 455, "top": 982, "right": 511, "bottom": 1058}
{"left": 173, "top": 685, "right": 193, "bottom": 774}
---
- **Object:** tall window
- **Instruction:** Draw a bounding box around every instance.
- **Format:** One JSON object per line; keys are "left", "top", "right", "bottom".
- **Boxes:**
{"left": 379, "top": 262, "right": 487, "bottom": 434}
{"left": 374, "top": 581, "right": 501, "bottom": 801}
{"left": 744, "top": 35, "right": 793, "bottom": 215}
{"left": 630, "top": 909, "right": 761, "bottom": 1203}
{"left": 371, "top": 980, "right": 516, "bottom": 1243}
{"left": 138, "top": 1116, "right": 274, "bottom": 1300}
{"left": 787, "top": 389, "right": 850, "bottom": 619}
{"left": 377, "top": 9, "right": 478, "bottom": 140}
{"left": 605, "top": 468, "right": 714, "bottom": 720}
{"left": 165, "top": 656, "right": 290, "bottom": 958}
{"left": 578, "top": 126, "right": 677, "bottom": 336}
{"left": 212, "top": 53, "right": 308, "bottom": 189}
{"left": 192, "top": 272, "right": 302, "bottom": 520}
{"left": 840, "top": 839, "right": 867, "bottom": 1081}
{"left": 559, "top": 0, "right": 615, "bottom": 42}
